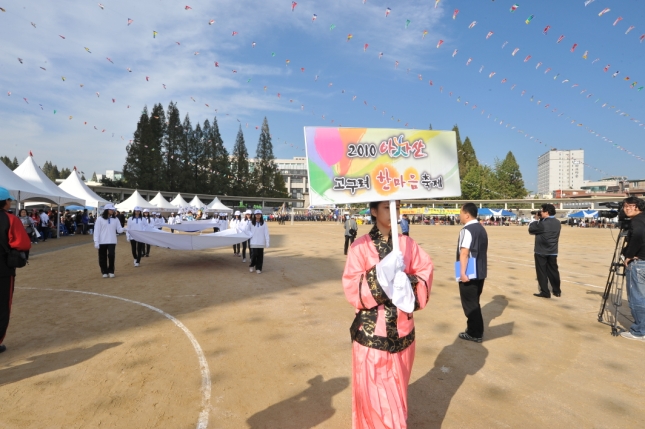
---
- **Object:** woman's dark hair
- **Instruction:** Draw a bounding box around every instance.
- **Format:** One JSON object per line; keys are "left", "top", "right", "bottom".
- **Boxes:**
{"left": 369, "top": 201, "right": 382, "bottom": 223}
{"left": 19, "top": 209, "right": 27, "bottom": 216}
{"left": 101, "top": 209, "right": 111, "bottom": 219}
{"left": 623, "top": 196, "right": 645, "bottom": 212}
{"left": 251, "top": 214, "right": 264, "bottom": 226}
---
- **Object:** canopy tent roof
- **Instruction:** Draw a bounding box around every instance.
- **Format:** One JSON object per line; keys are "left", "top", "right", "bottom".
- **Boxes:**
{"left": 150, "top": 192, "right": 178, "bottom": 211}
{"left": 14, "top": 155, "right": 83, "bottom": 205}
{"left": 0, "top": 160, "right": 55, "bottom": 203}
{"left": 114, "top": 190, "right": 157, "bottom": 212}
{"left": 478, "top": 208, "right": 517, "bottom": 217}
{"left": 568, "top": 210, "right": 599, "bottom": 218}
{"left": 58, "top": 169, "right": 109, "bottom": 208}
{"left": 171, "top": 194, "right": 191, "bottom": 208}
{"left": 205, "top": 197, "right": 233, "bottom": 212}
{"left": 188, "top": 195, "right": 207, "bottom": 208}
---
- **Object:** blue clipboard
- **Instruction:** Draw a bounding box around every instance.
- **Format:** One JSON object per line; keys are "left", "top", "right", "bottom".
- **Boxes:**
{"left": 455, "top": 258, "right": 477, "bottom": 281}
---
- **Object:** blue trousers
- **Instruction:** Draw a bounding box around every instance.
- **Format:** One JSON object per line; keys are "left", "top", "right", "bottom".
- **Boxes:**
{"left": 626, "top": 260, "right": 645, "bottom": 336}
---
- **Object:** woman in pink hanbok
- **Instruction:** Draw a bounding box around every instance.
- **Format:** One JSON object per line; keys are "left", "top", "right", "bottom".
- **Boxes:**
{"left": 342, "top": 201, "right": 433, "bottom": 429}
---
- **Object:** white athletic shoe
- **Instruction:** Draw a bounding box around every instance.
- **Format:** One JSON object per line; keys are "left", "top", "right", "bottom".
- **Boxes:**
{"left": 134, "top": 259, "right": 137, "bottom": 265}
{"left": 109, "top": 273, "right": 115, "bottom": 278}
{"left": 102, "top": 274, "right": 108, "bottom": 278}
{"left": 256, "top": 270, "right": 262, "bottom": 274}
{"left": 242, "top": 258, "right": 246, "bottom": 262}
{"left": 249, "top": 267, "right": 254, "bottom": 272}
{"left": 134, "top": 262, "right": 140, "bottom": 267}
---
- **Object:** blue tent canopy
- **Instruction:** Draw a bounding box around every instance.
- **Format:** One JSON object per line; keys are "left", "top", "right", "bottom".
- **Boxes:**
{"left": 568, "top": 210, "right": 598, "bottom": 218}
{"left": 65, "top": 205, "right": 96, "bottom": 211}
{"left": 478, "top": 208, "right": 517, "bottom": 217}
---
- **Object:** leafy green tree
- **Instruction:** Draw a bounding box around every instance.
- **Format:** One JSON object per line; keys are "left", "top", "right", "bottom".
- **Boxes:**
{"left": 123, "top": 106, "right": 152, "bottom": 188}
{"left": 494, "top": 151, "right": 527, "bottom": 198}
{"left": 230, "top": 125, "right": 250, "bottom": 195}
{"left": 162, "top": 102, "right": 184, "bottom": 192}
{"left": 252, "top": 117, "right": 283, "bottom": 197}
{"left": 204, "top": 117, "right": 231, "bottom": 195}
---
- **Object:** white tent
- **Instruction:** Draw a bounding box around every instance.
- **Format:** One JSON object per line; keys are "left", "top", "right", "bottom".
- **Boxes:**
{"left": 150, "top": 192, "right": 178, "bottom": 211}
{"left": 206, "top": 197, "right": 233, "bottom": 212}
{"left": 14, "top": 155, "right": 83, "bottom": 206}
{"left": 171, "top": 193, "right": 191, "bottom": 208}
{"left": 58, "top": 168, "right": 109, "bottom": 208}
{"left": 188, "top": 195, "right": 207, "bottom": 208}
{"left": 115, "top": 190, "right": 157, "bottom": 212}
{"left": 0, "top": 160, "right": 55, "bottom": 203}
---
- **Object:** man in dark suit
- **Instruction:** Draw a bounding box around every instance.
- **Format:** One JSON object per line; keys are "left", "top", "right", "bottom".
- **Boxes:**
{"left": 529, "top": 203, "right": 562, "bottom": 298}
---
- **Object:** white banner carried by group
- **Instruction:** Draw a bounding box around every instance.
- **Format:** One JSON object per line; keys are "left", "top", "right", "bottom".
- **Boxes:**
{"left": 168, "top": 220, "right": 222, "bottom": 233}
{"left": 128, "top": 228, "right": 250, "bottom": 251}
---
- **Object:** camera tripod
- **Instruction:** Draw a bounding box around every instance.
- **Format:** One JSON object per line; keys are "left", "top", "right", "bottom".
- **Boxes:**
{"left": 597, "top": 225, "right": 630, "bottom": 335}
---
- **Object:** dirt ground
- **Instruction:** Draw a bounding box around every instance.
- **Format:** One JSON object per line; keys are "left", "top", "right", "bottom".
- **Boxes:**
{"left": 1, "top": 222, "right": 643, "bottom": 429}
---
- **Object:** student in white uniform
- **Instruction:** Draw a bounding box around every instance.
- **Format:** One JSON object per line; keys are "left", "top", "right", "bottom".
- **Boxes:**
{"left": 230, "top": 211, "right": 242, "bottom": 256}
{"left": 94, "top": 204, "right": 124, "bottom": 278}
{"left": 154, "top": 212, "right": 166, "bottom": 230}
{"left": 240, "top": 209, "right": 253, "bottom": 263}
{"left": 249, "top": 210, "right": 270, "bottom": 274}
{"left": 126, "top": 206, "right": 146, "bottom": 267}
{"left": 168, "top": 213, "right": 176, "bottom": 233}
{"left": 141, "top": 209, "right": 154, "bottom": 257}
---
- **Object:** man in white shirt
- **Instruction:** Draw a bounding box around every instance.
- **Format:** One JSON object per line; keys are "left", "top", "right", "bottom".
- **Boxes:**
{"left": 38, "top": 209, "right": 50, "bottom": 242}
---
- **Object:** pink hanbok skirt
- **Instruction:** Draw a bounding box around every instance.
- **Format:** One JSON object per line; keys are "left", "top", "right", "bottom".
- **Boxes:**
{"left": 352, "top": 341, "right": 416, "bottom": 429}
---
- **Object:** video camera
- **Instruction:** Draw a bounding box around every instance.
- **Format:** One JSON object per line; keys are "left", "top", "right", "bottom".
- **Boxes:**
{"left": 598, "top": 201, "right": 630, "bottom": 229}
{"left": 530, "top": 210, "right": 542, "bottom": 218}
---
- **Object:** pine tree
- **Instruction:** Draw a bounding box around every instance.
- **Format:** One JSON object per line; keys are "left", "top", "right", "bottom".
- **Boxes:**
{"left": 230, "top": 125, "right": 250, "bottom": 195}
{"left": 123, "top": 106, "right": 152, "bottom": 188}
{"left": 0, "top": 156, "right": 13, "bottom": 169}
{"left": 205, "top": 117, "right": 231, "bottom": 195}
{"left": 60, "top": 167, "right": 72, "bottom": 179}
{"left": 41, "top": 161, "right": 60, "bottom": 181}
{"left": 188, "top": 122, "right": 206, "bottom": 192}
{"left": 253, "top": 117, "right": 282, "bottom": 197}
{"left": 148, "top": 103, "right": 167, "bottom": 189}
{"left": 177, "top": 114, "right": 195, "bottom": 192}
{"left": 162, "top": 102, "right": 184, "bottom": 192}
{"left": 495, "top": 151, "right": 527, "bottom": 198}
{"left": 91, "top": 172, "right": 97, "bottom": 181}
{"left": 11, "top": 157, "right": 18, "bottom": 169}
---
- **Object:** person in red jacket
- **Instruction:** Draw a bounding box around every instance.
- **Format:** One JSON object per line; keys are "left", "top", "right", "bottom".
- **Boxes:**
{"left": 0, "top": 187, "right": 32, "bottom": 353}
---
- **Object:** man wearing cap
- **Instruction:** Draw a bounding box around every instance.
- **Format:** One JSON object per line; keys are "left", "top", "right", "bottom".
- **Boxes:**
{"left": 0, "top": 187, "right": 32, "bottom": 352}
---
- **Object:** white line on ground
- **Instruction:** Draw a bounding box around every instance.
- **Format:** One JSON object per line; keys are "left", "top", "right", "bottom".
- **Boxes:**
{"left": 18, "top": 287, "right": 211, "bottom": 429}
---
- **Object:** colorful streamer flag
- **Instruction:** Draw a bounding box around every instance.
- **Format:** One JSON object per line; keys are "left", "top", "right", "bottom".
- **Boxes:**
{"left": 543, "top": 25, "right": 551, "bottom": 35}
{"left": 127, "top": 18, "right": 133, "bottom": 25}
{"left": 604, "top": 64, "right": 611, "bottom": 72}
{"left": 232, "top": 31, "right": 238, "bottom": 36}
{"left": 612, "top": 71, "right": 620, "bottom": 78}
{"left": 583, "top": 50, "right": 589, "bottom": 59}
{"left": 291, "top": 1, "right": 297, "bottom": 12}
{"left": 613, "top": 17, "right": 622, "bottom": 26}
{"left": 466, "top": 58, "right": 472, "bottom": 66}
{"left": 312, "top": 14, "right": 317, "bottom": 22}
{"left": 486, "top": 31, "right": 494, "bottom": 39}
{"left": 502, "top": 41, "right": 508, "bottom": 48}
{"left": 571, "top": 43, "right": 578, "bottom": 52}
{"left": 524, "top": 55, "right": 531, "bottom": 62}
{"left": 452, "top": 49, "right": 458, "bottom": 57}
{"left": 469, "top": 21, "right": 477, "bottom": 29}
{"left": 422, "top": 30, "right": 428, "bottom": 38}
{"left": 584, "top": 0, "right": 595, "bottom": 6}
{"left": 626, "top": 26, "right": 635, "bottom": 34}
{"left": 556, "top": 35, "right": 565, "bottom": 43}
{"left": 385, "top": 7, "right": 391, "bottom": 17}
{"left": 434, "top": 0, "right": 440, "bottom": 9}
{"left": 489, "top": 72, "right": 496, "bottom": 78}
{"left": 184, "top": 5, "right": 192, "bottom": 10}
{"left": 512, "top": 48, "right": 519, "bottom": 56}
{"left": 436, "top": 39, "right": 444, "bottom": 48}
{"left": 347, "top": 34, "right": 353, "bottom": 41}
{"left": 510, "top": 4, "right": 519, "bottom": 13}
{"left": 641, "top": 35, "right": 645, "bottom": 43}
{"left": 153, "top": 31, "right": 158, "bottom": 38}
{"left": 598, "top": 8, "right": 610, "bottom": 17}
{"left": 364, "top": 43, "right": 368, "bottom": 52}
{"left": 405, "top": 20, "right": 411, "bottom": 28}
{"left": 329, "top": 24, "right": 336, "bottom": 30}
{"left": 209, "top": 19, "right": 215, "bottom": 25}
{"left": 379, "top": 52, "right": 383, "bottom": 59}
{"left": 525, "top": 15, "right": 534, "bottom": 24}
{"left": 453, "top": 9, "right": 459, "bottom": 20}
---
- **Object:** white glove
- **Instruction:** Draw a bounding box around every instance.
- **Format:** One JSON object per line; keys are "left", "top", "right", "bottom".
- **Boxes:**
{"left": 126, "top": 232, "right": 131, "bottom": 242}
{"left": 392, "top": 271, "right": 415, "bottom": 313}
{"left": 94, "top": 242, "right": 100, "bottom": 249}
{"left": 375, "top": 250, "right": 404, "bottom": 299}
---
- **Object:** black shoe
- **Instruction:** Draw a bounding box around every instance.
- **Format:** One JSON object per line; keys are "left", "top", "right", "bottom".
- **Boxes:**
{"left": 533, "top": 293, "right": 551, "bottom": 298}
{"left": 145, "top": 254, "right": 149, "bottom": 257}
{"left": 553, "top": 292, "right": 561, "bottom": 297}
{"left": 458, "top": 332, "right": 483, "bottom": 343}
{"left": 0, "top": 344, "right": 6, "bottom": 353}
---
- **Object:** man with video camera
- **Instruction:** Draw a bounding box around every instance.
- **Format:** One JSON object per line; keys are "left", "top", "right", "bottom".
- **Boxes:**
{"left": 621, "top": 196, "right": 645, "bottom": 342}
{"left": 529, "top": 203, "right": 562, "bottom": 298}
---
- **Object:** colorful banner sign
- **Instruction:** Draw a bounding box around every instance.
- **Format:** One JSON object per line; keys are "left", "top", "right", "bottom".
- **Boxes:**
{"left": 304, "top": 127, "right": 460, "bottom": 205}
{"left": 400, "top": 208, "right": 461, "bottom": 215}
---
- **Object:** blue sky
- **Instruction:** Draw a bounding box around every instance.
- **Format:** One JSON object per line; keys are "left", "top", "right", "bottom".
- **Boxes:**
{"left": 1, "top": 0, "right": 644, "bottom": 193}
